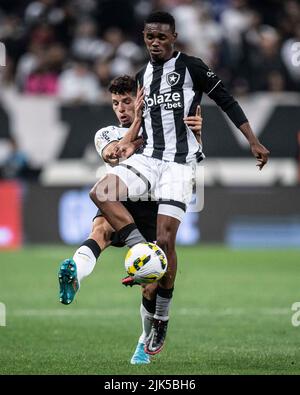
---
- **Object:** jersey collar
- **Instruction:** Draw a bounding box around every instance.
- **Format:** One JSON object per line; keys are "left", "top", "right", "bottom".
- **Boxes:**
{"left": 151, "top": 51, "right": 180, "bottom": 66}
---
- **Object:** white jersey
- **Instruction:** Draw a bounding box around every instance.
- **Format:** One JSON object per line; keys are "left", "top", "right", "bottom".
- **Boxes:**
{"left": 94, "top": 125, "right": 128, "bottom": 168}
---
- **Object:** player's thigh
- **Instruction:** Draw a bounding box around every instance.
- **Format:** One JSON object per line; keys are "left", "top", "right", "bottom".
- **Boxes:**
{"left": 90, "top": 173, "right": 128, "bottom": 202}
{"left": 108, "top": 154, "right": 157, "bottom": 199}
{"left": 156, "top": 161, "right": 195, "bottom": 208}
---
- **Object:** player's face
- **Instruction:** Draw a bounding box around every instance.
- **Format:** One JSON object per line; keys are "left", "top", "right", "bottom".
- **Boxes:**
{"left": 143, "top": 23, "right": 177, "bottom": 62}
{"left": 111, "top": 92, "right": 136, "bottom": 128}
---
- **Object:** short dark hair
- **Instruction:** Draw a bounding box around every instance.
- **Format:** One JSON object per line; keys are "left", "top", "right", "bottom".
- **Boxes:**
{"left": 144, "top": 11, "right": 176, "bottom": 32}
{"left": 108, "top": 75, "right": 136, "bottom": 95}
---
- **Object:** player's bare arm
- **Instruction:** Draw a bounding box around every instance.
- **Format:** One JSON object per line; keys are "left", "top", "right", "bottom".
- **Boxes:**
{"left": 184, "top": 105, "right": 203, "bottom": 145}
{"left": 239, "top": 122, "right": 270, "bottom": 170}
{"left": 115, "top": 86, "right": 144, "bottom": 146}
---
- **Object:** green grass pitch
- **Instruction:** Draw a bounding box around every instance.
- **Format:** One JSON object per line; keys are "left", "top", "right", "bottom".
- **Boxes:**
{"left": 0, "top": 245, "right": 300, "bottom": 375}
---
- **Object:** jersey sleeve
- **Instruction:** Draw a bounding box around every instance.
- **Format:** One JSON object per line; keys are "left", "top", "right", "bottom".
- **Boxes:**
{"left": 184, "top": 55, "right": 248, "bottom": 128}
{"left": 94, "top": 126, "right": 119, "bottom": 158}
{"left": 185, "top": 55, "right": 222, "bottom": 95}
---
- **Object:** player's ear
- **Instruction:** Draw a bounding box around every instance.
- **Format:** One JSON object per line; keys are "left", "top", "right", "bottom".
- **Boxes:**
{"left": 173, "top": 32, "right": 178, "bottom": 40}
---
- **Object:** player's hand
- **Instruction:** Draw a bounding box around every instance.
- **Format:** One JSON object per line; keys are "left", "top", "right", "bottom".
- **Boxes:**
{"left": 250, "top": 142, "right": 270, "bottom": 170}
{"left": 184, "top": 105, "right": 202, "bottom": 144}
{"left": 114, "top": 142, "right": 136, "bottom": 159}
{"left": 102, "top": 142, "right": 119, "bottom": 165}
{"left": 134, "top": 85, "right": 145, "bottom": 120}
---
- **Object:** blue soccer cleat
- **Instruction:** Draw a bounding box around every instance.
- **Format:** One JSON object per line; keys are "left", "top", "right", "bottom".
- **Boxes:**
{"left": 58, "top": 259, "right": 79, "bottom": 305}
{"left": 130, "top": 342, "right": 151, "bottom": 365}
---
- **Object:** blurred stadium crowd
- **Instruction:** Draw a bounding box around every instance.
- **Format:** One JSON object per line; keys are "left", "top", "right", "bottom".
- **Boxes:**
{"left": 0, "top": 0, "right": 299, "bottom": 104}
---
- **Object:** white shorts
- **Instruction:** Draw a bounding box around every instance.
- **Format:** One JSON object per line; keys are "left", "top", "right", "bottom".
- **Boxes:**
{"left": 107, "top": 154, "right": 196, "bottom": 222}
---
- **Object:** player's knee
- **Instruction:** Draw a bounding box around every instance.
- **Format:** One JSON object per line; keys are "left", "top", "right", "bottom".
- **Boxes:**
{"left": 90, "top": 222, "right": 111, "bottom": 244}
{"left": 90, "top": 182, "right": 106, "bottom": 205}
{"left": 89, "top": 186, "right": 98, "bottom": 204}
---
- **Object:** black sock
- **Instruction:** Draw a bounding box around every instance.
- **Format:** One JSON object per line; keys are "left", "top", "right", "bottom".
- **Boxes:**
{"left": 142, "top": 295, "right": 156, "bottom": 314}
{"left": 81, "top": 239, "right": 101, "bottom": 259}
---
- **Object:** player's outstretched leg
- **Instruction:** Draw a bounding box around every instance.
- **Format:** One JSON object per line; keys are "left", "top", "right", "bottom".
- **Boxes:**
{"left": 58, "top": 258, "right": 79, "bottom": 305}
{"left": 58, "top": 219, "right": 109, "bottom": 305}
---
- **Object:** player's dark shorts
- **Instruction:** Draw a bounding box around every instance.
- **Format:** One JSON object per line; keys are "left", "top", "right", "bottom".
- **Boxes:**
{"left": 93, "top": 200, "right": 158, "bottom": 247}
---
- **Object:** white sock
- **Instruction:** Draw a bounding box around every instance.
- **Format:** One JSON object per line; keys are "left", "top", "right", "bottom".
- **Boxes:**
{"left": 138, "top": 304, "right": 154, "bottom": 344}
{"left": 73, "top": 246, "right": 97, "bottom": 284}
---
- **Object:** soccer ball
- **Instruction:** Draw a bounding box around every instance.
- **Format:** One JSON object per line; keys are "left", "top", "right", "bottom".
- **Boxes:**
{"left": 124, "top": 242, "right": 168, "bottom": 284}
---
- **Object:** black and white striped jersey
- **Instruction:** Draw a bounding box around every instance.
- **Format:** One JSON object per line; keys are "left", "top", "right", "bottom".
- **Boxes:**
{"left": 136, "top": 51, "right": 247, "bottom": 163}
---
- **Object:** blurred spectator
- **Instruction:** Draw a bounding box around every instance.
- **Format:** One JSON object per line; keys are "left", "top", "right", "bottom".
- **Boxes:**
{"left": 0, "top": 137, "right": 30, "bottom": 180}
{"left": 28, "top": 22, "right": 56, "bottom": 47}
{"left": 297, "top": 131, "right": 300, "bottom": 185}
{"left": 0, "top": 0, "right": 299, "bottom": 94}
{"left": 240, "top": 25, "right": 289, "bottom": 92}
{"left": 58, "top": 59, "right": 102, "bottom": 104}
{"left": 102, "top": 27, "right": 145, "bottom": 77}
{"left": 172, "top": 1, "right": 223, "bottom": 62}
{"left": 96, "top": 0, "right": 137, "bottom": 36}
{"left": 220, "top": 0, "right": 253, "bottom": 64}
{"left": 24, "top": 43, "right": 65, "bottom": 95}
{"left": 279, "top": 0, "right": 300, "bottom": 39}
{"left": 15, "top": 43, "right": 45, "bottom": 91}
{"left": 24, "top": 0, "right": 64, "bottom": 26}
{"left": 71, "top": 19, "right": 113, "bottom": 62}
{"left": 94, "top": 59, "right": 112, "bottom": 91}
{"left": 24, "top": 65, "right": 58, "bottom": 95}
{"left": 281, "top": 25, "right": 300, "bottom": 91}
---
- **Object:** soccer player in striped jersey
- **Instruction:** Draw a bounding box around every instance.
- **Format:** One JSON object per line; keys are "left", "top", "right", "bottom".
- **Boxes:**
{"left": 89, "top": 11, "right": 270, "bottom": 356}
{"left": 58, "top": 75, "right": 202, "bottom": 364}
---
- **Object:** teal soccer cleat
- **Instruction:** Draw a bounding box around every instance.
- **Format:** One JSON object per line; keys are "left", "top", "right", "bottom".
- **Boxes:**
{"left": 58, "top": 259, "right": 79, "bottom": 305}
{"left": 130, "top": 342, "right": 151, "bottom": 365}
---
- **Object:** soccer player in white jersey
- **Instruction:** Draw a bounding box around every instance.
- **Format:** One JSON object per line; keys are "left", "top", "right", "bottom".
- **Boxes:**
{"left": 58, "top": 75, "right": 203, "bottom": 364}
{"left": 89, "top": 11, "right": 270, "bottom": 356}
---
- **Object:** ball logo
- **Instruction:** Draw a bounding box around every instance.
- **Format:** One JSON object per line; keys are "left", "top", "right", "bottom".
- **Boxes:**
{"left": 166, "top": 71, "right": 180, "bottom": 86}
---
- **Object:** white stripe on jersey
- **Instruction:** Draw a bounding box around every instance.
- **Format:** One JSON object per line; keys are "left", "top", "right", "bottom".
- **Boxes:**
{"left": 160, "top": 56, "right": 178, "bottom": 162}
{"left": 142, "top": 62, "right": 155, "bottom": 158}
{"left": 207, "top": 79, "right": 221, "bottom": 95}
